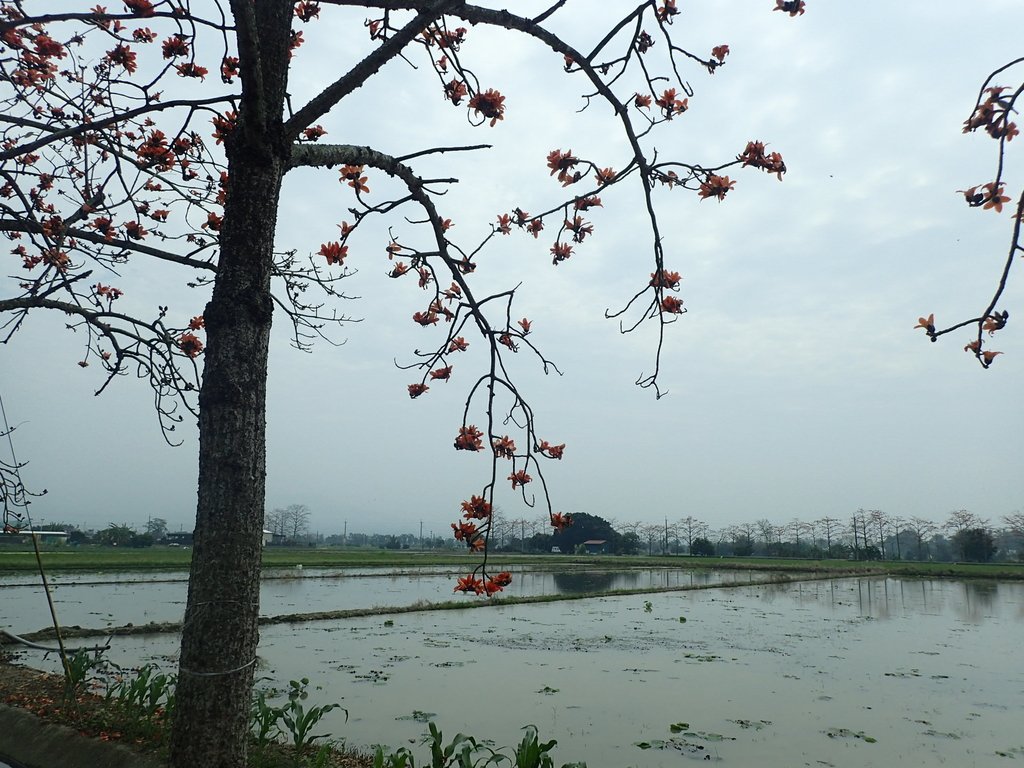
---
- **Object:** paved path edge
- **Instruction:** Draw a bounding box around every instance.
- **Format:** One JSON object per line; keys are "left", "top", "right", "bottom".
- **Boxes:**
{"left": 0, "top": 704, "right": 164, "bottom": 768}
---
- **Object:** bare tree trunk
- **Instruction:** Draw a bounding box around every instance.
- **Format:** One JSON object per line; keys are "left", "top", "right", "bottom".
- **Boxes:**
{"left": 169, "top": 153, "right": 284, "bottom": 768}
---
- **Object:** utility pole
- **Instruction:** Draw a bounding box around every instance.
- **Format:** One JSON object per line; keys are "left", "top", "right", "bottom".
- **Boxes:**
{"left": 419, "top": 520, "right": 423, "bottom": 551}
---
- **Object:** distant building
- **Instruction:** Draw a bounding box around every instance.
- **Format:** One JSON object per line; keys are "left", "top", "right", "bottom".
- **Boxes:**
{"left": 166, "top": 531, "right": 194, "bottom": 546}
{"left": 167, "top": 530, "right": 274, "bottom": 546}
{"left": 583, "top": 539, "right": 609, "bottom": 555}
{"left": 2, "top": 530, "right": 70, "bottom": 545}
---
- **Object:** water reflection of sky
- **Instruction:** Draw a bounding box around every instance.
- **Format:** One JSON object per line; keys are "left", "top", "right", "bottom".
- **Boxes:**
{"left": 10, "top": 575, "right": 1023, "bottom": 768}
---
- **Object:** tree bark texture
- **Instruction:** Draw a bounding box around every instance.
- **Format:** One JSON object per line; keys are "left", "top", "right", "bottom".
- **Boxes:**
{"left": 168, "top": 4, "right": 293, "bottom": 765}
{"left": 168, "top": 152, "right": 283, "bottom": 768}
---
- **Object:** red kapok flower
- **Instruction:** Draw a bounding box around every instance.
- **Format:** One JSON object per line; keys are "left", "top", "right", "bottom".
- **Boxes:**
{"left": 649, "top": 270, "right": 682, "bottom": 289}
{"left": 508, "top": 469, "right": 532, "bottom": 489}
{"left": 982, "top": 312, "right": 1008, "bottom": 335}
{"left": 914, "top": 313, "right": 935, "bottom": 333}
{"left": 537, "top": 440, "right": 565, "bottom": 459}
{"left": 408, "top": 383, "right": 429, "bottom": 398}
{"left": 94, "top": 283, "right": 124, "bottom": 300}
{"left": 550, "top": 512, "right": 573, "bottom": 531}
{"left": 654, "top": 88, "right": 688, "bottom": 118}
{"left": 574, "top": 196, "right": 603, "bottom": 211}
{"left": 461, "top": 495, "right": 492, "bottom": 520}
{"left": 774, "top": 0, "right": 806, "bottom": 17}
{"left": 657, "top": 0, "right": 679, "bottom": 22}
{"left": 546, "top": 149, "right": 580, "bottom": 186}
{"left": 661, "top": 296, "right": 684, "bottom": 314}
{"left": 340, "top": 165, "right": 369, "bottom": 194}
{"left": 123, "top": 221, "right": 148, "bottom": 239}
{"left": 445, "top": 79, "right": 468, "bottom": 105}
{"left": 176, "top": 62, "right": 209, "bottom": 79}
{"left": 698, "top": 174, "right": 736, "bottom": 201}
{"left": 212, "top": 111, "right": 238, "bottom": 144}
{"left": 319, "top": 241, "right": 348, "bottom": 265}
{"left": 451, "top": 521, "right": 478, "bottom": 541}
{"left": 295, "top": 2, "right": 320, "bottom": 22}
{"left": 124, "top": 0, "right": 156, "bottom": 15}
{"left": 161, "top": 35, "right": 189, "bottom": 58}
{"left": 492, "top": 435, "right": 516, "bottom": 459}
{"left": 303, "top": 125, "right": 327, "bottom": 141}
{"left": 550, "top": 241, "right": 573, "bottom": 265}
{"left": 221, "top": 56, "right": 240, "bottom": 82}
{"left": 179, "top": 332, "right": 204, "bottom": 358}
{"left": 981, "top": 182, "right": 1010, "bottom": 213}
{"left": 454, "top": 575, "right": 485, "bottom": 594}
{"left": 105, "top": 44, "right": 137, "bottom": 72}
{"left": 454, "top": 425, "right": 484, "bottom": 451}
{"left": 430, "top": 365, "right": 452, "bottom": 380}
{"left": 468, "top": 88, "right": 506, "bottom": 126}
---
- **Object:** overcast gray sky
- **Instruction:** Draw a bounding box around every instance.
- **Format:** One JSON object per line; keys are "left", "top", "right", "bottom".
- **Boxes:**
{"left": 2, "top": 1, "right": 1022, "bottom": 537}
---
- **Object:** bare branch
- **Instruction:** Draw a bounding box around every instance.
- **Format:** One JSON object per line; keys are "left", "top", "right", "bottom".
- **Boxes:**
{"left": 284, "top": 0, "right": 463, "bottom": 137}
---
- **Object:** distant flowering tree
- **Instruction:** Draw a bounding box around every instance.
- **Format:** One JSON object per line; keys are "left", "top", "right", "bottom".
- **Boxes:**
{"left": 0, "top": 1, "right": 800, "bottom": 766}
{"left": 916, "top": 59, "right": 1023, "bottom": 366}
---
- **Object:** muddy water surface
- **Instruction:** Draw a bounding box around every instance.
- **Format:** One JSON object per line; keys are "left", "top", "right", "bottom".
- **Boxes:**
{"left": 12, "top": 575, "right": 1023, "bottom": 767}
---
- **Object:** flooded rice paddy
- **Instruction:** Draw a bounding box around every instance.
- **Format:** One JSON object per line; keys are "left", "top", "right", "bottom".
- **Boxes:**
{"left": 4, "top": 570, "right": 1023, "bottom": 767}
{"left": 0, "top": 566, "right": 774, "bottom": 630}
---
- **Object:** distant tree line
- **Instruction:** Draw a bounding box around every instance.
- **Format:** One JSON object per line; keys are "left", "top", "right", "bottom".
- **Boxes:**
{"left": 0, "top": 517, "right": 171, "bottom": 547}
{"left": 9, "top": 508, "right": 1021, "bottom": 564}
{"left": 481, "top": 508, "right": 1022, "bottom": 563}
{"left": 600, "top": 508, "right": 1020, "bottom": 563}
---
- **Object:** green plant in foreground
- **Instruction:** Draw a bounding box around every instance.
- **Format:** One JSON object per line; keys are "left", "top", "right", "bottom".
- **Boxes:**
{"left": 99, "top": 663, "right": 176, "bottom": 740}
{"left": 280, "top": 678, "right": 345, "bottom": 753}
{"left": 424, "top": 721, "right": 488, "bottom": 768}
{"left": 370, "top": 723, "right": 586, "bottom": 768}
{"left": 247, "top": 677, "right": 346, "bottom": 766}
{"left": 373, "top": 744, "right": 416, "bottom": 768}
{"left": 62, "top": 648, "right": 103, "bottom": 700}
{"left": 251, "top": 688, "right": 283, "bottom": 752}
{"left": 41, "top": 656, "right": 585, "bottom": 768}
{"left": 512, "top": 726, "right": 556, "bottom": 768}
